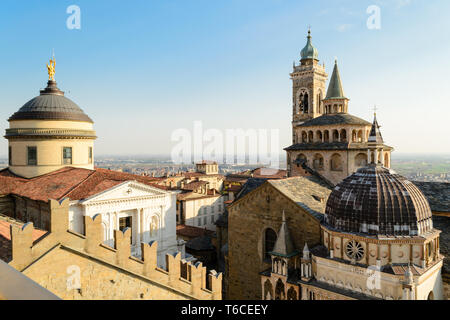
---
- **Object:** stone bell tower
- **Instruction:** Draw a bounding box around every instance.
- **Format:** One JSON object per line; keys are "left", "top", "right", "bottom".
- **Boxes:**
{"left": 291, "top": 29, "right": 328, "bottom": 144}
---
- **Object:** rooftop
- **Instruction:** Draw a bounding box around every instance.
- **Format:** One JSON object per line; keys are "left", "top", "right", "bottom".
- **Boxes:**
{"left": 268, "top": 176, "right": 333, "bottom": 220}
{"left": 0, "top": 214, "right": 47, "bottom": 262}
{"left": 297, "top": 113, "right": 371, "bottom": 128}
{"left": 0, "top": 167, "right": 164, "bottom": 202}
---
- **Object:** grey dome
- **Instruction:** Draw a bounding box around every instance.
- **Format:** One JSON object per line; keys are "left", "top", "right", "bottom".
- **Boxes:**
{"left": 9, "top": 80, "right": 93, "bottom": 122}
{"left": 324, "top": 164, "right": 434, "bottom": 237}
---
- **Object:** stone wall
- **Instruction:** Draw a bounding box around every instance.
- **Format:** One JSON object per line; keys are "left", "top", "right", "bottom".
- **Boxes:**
{"left": 9, "top": 199, "right": 222, "bottom": 300}
{"left": 227, "top": 183, "right": 322, "bottom": 300}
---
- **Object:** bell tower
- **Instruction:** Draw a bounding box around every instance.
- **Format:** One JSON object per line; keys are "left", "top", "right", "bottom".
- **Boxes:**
{"left": 291, "top": 29, "right": 328, "bottom": 144}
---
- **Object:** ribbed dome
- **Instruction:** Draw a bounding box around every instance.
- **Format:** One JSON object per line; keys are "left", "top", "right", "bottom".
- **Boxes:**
{"left": 324, "top": 164, "right": 433, "bottom": 237}
{"left": 9, "top": 80, "right": 93, "bottom": 123}
{"left": 300, "top": 30, "right": 319, "bottom": 61}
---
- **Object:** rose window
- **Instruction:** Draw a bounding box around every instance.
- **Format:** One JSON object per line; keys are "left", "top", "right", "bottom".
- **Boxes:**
{"left": 346, "top": 240, "right": 364, "bottom": 261}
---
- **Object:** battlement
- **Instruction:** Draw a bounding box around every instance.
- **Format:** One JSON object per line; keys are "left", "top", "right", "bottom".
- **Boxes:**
{"left": 9, "top": 199, "right": 222, "bottom": 300}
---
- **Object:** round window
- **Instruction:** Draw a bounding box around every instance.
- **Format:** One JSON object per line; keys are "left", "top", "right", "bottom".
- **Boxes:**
{"left": 346, "top": 240, "right": 364, "bottom": 261}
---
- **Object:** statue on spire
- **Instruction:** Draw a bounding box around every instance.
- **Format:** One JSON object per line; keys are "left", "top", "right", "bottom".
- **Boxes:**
{"left": 47, "top": 56, "right": 56, "bottom": 81}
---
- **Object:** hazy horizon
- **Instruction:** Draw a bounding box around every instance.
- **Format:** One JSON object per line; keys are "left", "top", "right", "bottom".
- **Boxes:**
{"left": 0, "top": 0, "right": 449, "bottom": 157}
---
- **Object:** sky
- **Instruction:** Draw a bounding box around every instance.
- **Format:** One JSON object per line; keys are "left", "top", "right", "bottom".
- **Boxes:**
{"left": 0, "top": 0, "right": 449, "bottom": 158}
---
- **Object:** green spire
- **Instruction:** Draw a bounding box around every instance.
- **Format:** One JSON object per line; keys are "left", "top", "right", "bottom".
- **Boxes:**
{"left": 325, "top": 60, "right": 346, "bottom": 100}
{"left": 300, "top": 29, "right": 319, "bottom": 61}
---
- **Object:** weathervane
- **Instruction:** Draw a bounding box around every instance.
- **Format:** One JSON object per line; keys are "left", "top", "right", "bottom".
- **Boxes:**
{"left": 46, "top": 50, "right": 56, "bottom": 81}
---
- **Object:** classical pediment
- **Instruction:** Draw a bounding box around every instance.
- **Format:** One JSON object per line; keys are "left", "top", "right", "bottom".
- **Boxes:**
{"left": 79, "top": 180, "right": 169, "bottom": 204}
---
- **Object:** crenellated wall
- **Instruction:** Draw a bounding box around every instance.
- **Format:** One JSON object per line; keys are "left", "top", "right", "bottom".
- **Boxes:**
{"left": 8, "top": 199, "right": 222, "bottom": 300}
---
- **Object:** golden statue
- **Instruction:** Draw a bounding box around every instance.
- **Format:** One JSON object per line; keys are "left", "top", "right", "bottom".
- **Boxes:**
{"left": 46, "top": 57, "right": 56, "bottom": 81}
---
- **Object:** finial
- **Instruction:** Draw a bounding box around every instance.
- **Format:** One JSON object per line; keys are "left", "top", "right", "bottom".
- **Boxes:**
{"left": 373, "top": 105, "right": 378, "bottom": 116}
{"left": 46, "top": 52, "right": 56, "bottom": 81}
{"left": 334, "top": 57, "right": 338, "bottom": 64}
{"left": 307, "top": 25, "right": 311, "bottom": 38}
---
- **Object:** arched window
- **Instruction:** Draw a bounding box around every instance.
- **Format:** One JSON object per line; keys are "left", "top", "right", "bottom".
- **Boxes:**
{"left": 264, "top": 228, "right": 277, "bottom": 261}
{"left": 275, "top": 279, "right": 285, "bottom": 300}
{"left": 358, "top": 130, "right": 363, "bottom": 142}
{"left": 313, "top": 153, "right": 324, "bottom": 171}
{"left": 332, "top": 130, "right": 339, "bottom": 142}
{"left": 352, "top": 130, "right": 357, "bottom": 142}
{"left": 302, "top": 131, "right": 308, "bottom": 143}
{"left": 330, "top": 154, "right": 343, "bottom": 171}
{"left": 264, "top": 280, "right": 273, "bottom": 300}
{"left": 303, "top": 93, "right": 309, "bottom": 114}
{"left": 308, "top": 131, "right": 314, "bottom": 143}
{"left": 287, "top": 287, "right": 297, "bottom": 300}
{"left": 355, "top": 153, "right": 368, "bottom": 167}
{"left": 340, "top": 129, "right": 347, "bottom": 142}
{"left": 324, "top": 130, "right": 330, "bottom": 142}
{"left": 295, "top": 154, "right": 307, "bottom": 167}
{"left": 316, "top": 131, "right": 323, "bottom": 142}
{"left": 333, "top": 104, "right": 338, "bottom": 113}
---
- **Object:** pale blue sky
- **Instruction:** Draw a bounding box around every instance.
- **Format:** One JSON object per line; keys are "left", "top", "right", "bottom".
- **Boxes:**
{"left": 0, "top": 0, "right": 449, "bottom": 156}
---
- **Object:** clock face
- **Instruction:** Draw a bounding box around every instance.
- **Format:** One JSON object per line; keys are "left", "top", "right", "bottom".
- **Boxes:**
{"left": 346, "top": 240, "right": 364, "bottom": 261}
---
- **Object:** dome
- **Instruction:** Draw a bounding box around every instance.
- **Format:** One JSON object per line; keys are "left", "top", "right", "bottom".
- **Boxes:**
{"left": 300, "top": 30, "right": 319, "bottom": 61}
{"left": 324, "top": 164, "right": 433, "bottom": 237}
{"left": 9, "top": 80, "right": 93, "bottom": 123}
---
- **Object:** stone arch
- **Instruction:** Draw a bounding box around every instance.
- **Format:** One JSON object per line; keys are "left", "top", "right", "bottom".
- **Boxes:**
{"left": 352, "top": 130, "right": 357, "bottom": 142}
{"left": 340, "top": 129, "right": 347, "bottom": 142}
{"left": 264, "top": 279, "right": 273, "bottom": 300}
{"left": 358, "top": 130, "right": 363, "bottom": 142}
{"left": 313, "top": 153, "right": 324, "bottom": 171}
{"left": 427, "top": 291, "right": 434, "bottom": 300}
{"left": 263, "top": 228, "right": 277, "bottom": 261}
{"left": 324, "top": 130, "right": 330, "bottom": 142}
{"left": 287, "top": 287, "right": 297, "bottom": 300}
{"left": 308, "top": 131, "right": 314, "bottom": 143}
{"left": 316, "top": 130, "right": 323, "bottom": 142}
{"left": 355, "top": 153, "right": 368, "bottom": 167}
{"left": 275, "top": 278, "right": 285, "bottom": 300}
{"left": 301, "top": 131, "right": 307, "bottom": 143}
{"left": 295, "top": 153, "right": 307, "bottom": 167}
{"left": 297, "top": 89, "right": 309, "bottom": 114}
{"left": 332, "top": 130, "right": 339, "bottom": 142}
{"left": 330, "top": 153, "right": 343, "bottom": 171}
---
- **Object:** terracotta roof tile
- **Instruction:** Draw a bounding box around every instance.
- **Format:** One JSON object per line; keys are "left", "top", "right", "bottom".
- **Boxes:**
{"left": 0, "top": 215, "right": 47, "bottom": 262}
{"left": 176, "top": 224, "right": 214, "bottom": 239}
{"left": 0, "top": 167, "right": 164, "bottom": 202}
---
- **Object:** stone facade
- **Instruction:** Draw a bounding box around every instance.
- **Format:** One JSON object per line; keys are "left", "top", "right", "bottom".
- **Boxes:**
{"left": 8, "top": 199, "right": 222, "bottom": 300}
{"left": 227, "top": 179, "right": 327, "bottom": 299}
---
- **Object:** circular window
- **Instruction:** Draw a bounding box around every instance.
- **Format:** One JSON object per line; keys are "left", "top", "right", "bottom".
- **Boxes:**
{"left": 346, "top": 240, "right": 364, "bottom": 261}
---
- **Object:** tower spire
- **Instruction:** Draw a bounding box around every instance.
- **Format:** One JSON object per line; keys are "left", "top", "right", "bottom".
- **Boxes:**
{"left": 325, "top": 59, "right": 346, "bottom": 100}
{"left": 368, "top": 112, "right": 384, "bottom": 145}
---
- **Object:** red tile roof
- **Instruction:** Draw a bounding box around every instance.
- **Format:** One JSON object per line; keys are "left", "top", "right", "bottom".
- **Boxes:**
{"left": 0, "top": 215, "right": 47, "bottom": 262}
{"left": 0, "top": 167, "right": 165, "bottom": 202}
{"left": 176, "top": 224, "right": 214, "bottom": 239}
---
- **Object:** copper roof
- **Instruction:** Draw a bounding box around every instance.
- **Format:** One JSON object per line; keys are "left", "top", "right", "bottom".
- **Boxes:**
{"left": 8, "top": 80, "right": 93, "bottom": 123}
{"left": 325, "top": 164, "right": 434, "bottom": 236}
